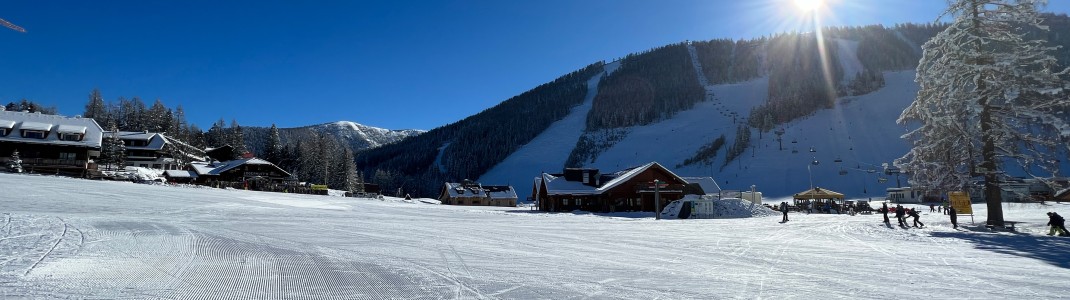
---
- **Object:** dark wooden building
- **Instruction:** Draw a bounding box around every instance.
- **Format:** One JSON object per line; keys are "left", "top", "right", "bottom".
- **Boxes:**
{"left": 533, "top": 162, "right": 690, "bottom": 213}
{"left": 178, "top": 158, "right": 292, "bottom": 184}
{"left": 440, "top": 180, "right": 518, "bottom": 207}
{"left": 0, "top": 110, "right": 104, "bottom": 176}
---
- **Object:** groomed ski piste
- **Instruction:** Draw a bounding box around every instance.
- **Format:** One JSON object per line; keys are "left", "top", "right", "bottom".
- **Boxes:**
{"left": 2, "top": 173, "right": 1068, "bottom": 299}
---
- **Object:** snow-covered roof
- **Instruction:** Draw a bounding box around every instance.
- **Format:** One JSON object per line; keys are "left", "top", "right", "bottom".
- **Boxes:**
{"left": 187, "top": 158, "right": 291, "bottom": 178}
{"left": 542, "top": 173, "right": 599, "bottom": 195}
{"left": 0, "top": 111, "right": 104, "bottom": 148}
{"left": 444, "top": 182, "right": 486, "bottom": 198}
{"left": 682, "top": 177, "right": 721, "bottom": 195}
{"left": 104, "top": 131, "right": 169, "bottom": 151}
{"left": 484, "top": 186, "right": 518, "bottom": 200}
{"left": 188, "top": 162, "right": 217, "bottom": 176}
{"left": 20, "top": 121, "right": 53, "bottom": 131}
{"left": 56, "top": 125, "right": 87, "bottom": 134}
{"left": 164, "top": 170, "right": 197, "bottom": 178}
{"left": 542, "top": 162, "right": 687, "bottom": 196}
{"left": 443, "top": 182, "right": 517, "bottom": 200}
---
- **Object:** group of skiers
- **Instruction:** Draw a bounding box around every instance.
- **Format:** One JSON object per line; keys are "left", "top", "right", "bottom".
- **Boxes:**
{"left": 881, "top": 204, "right": 925, "bottom": 228}
{"left": 777, "top": 201, "right": 1070, "bottom": 237}
{"left": 877, "top": 203, "right": 957, "bottom": 228}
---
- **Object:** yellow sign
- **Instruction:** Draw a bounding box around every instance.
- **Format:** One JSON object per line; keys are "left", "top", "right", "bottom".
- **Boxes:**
{"left": 311, "top": 184, "right": 329, "bottom": 191}
{"left": 948, "top": 191, "right": 973, "bottom": 214}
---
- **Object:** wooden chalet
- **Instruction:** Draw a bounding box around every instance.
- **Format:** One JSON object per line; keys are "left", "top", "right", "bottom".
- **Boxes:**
{"left": 0, "top": 110, "right": 103, "bottom": 176}
{"left": 169, "top": 158, "right": 292, "bottom": 185}
{"left": 440, "top": 180, "right": 518, "bottom": 207}
{"left": 533, "top": 162, "right": 691, "bottom": 213}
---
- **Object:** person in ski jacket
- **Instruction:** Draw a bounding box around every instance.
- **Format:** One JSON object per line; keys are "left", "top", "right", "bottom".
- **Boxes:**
{"left": 908, "top": 208, "right": 924, "bottom": 228}
{"left": 882, "top": 203, "right": 890, "bottom": 224}
{"left": 780, "top": 202, "right": 789, "bottom": 222}
{"left": 1048, "top": 212, "right": 1069, "bottom": 236}
{"left": 948, "top": 206, "right": 958, "bottom": 229}
{"left": 895, "top": 205, "right": 906, "bottom": 226}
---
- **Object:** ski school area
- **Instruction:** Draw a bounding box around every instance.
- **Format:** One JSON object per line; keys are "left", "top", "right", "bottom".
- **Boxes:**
{"left": 1, "top": 172, "right": 1069, "bottom": 299}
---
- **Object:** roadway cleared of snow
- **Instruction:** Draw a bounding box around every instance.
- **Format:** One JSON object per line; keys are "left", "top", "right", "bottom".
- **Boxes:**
{"left": 1, "top": 173, "right": 1068, "bottom": 299}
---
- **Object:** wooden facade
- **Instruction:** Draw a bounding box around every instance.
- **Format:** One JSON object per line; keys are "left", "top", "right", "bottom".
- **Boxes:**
{"left": 534, "top": 162, "right": 690, "bottom": 213}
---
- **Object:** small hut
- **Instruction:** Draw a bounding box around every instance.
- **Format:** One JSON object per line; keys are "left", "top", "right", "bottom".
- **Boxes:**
{"left": 793, "top": 187, "right": 845, "bottom": 213}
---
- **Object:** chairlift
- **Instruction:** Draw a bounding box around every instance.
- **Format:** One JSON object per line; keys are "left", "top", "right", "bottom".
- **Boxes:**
{"left": 792, "top": 139, "right": 798, "bottom": 144}
{"left": 839, "top": 169, "right": 848, "bottom": 176}
{"left": 834, "top": 157, "right": 843, "bottom": 163}
{"left": 792, "top": 148, "right": 799, "bottom": 154}
{"left": 811, "top": 159, "right": 820, "bottom": 166}
{"left": 809, "top": 147, "right": 816, "bottom": 152}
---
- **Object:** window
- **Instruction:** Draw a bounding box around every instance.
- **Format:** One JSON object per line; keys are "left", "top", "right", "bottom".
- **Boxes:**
{"left": 59, "top": 133, "right": 83, "bottom": 141}
{"left": 22, "top": 130, "right": 45, "bottom": 139}
{"left": 0, "top": 128, "right": 7, "bottom": 136}
{"left": 152, "top": 164, "right": 162, "bottom": 169}
{"left": 59, "top": 153, "right": 77, "bottom": 160}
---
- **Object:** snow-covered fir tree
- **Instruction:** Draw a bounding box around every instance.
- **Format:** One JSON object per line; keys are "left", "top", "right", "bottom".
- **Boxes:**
{"left": 100, "top": 125, "right": 127, "bottom": 171}
{"left": 230, "top": 119, "right": 248, "bottom": 157}
{"left": 7, "top": 149, "right": 22, "bottom": 173}
{"left": 897, "top": 0, "right": 1070, "bottom": 226}
{"left": 262, "top": 124, "right": 283, "bottom": 165}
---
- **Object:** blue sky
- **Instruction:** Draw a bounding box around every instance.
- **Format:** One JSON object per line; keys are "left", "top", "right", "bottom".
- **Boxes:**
{"left": 2, "top": 0, "right": 1069, "bottom": 130}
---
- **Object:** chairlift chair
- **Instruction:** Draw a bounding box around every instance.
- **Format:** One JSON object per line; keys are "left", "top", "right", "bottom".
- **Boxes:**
{"left": 809, "top": 147, "right": 816, "bottom": 152}
{"left": 834, "top": 157, "right": 843, "bottom": 163}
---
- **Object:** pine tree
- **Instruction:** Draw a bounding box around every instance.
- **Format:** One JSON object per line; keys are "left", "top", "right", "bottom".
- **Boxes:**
{"left": 897, "top": 0, "right": 1070, "bottom": 226}
{"left": 207, "top": 118, "right": 228, "bottom": 148}
{"left": 100, "top": 125, "right": 127, "bottom": 171}
{"left": 83, "top": 89, "right": 107, "bottom": 121}
{"left": 230, "top": 119, "right": 248, "bottom": 157}
{"left": 7, "top": 149, "right": 22, "bottom": 173}
{"left": 146, "top": 99, "right": 173, "bottom": 133}
{"left": 262, "top": 124, "right": 283, "bottom": 164}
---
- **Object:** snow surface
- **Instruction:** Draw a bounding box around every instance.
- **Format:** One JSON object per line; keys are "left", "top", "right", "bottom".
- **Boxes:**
{"left": 834, "top": 39, "right": 865, "bottom": 84}
{"left": 2, "top": 173, "right": 1069, "bottom": 299}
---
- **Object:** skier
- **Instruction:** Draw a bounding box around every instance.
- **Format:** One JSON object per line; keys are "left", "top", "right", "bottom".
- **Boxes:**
{"left": 895, "top": 205, "right": 906, "bottom": 227}
{"left": 1048, "top": 212, "right": 1069, "bottom": 236}
{"left": 881, "top": 203, "right": 890, "bottom": 224}
{"left": 780, "top": 202, "right": 789, "bottom": 223}
{"left": 908, "top": 208, "right": 924, "bottom": 228}
{"left": 948, "top": 206, "right": 958, "bottom": 229}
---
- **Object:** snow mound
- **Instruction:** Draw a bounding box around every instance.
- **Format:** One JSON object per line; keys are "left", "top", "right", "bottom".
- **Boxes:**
{"left": 661, "top": 196, "right": 777, "bottom": 219}
{"left": 713, "top": 198, "right": 778, "bottom": 218}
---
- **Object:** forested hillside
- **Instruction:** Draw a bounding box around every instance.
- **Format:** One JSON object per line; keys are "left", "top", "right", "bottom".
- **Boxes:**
{"left": 355, "top": 63, "right": 605, "bottom": 196}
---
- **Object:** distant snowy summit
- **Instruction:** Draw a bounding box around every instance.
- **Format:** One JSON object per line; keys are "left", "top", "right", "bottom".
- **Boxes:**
{"left": 243, "top": 121, "right": 424, "bottom": 155}
{"left": 310, "top": 121, "right": 424, "bottom": 149}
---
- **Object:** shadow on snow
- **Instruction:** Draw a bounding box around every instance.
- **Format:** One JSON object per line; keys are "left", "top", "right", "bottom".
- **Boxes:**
{"left": 931, "top": 230, "right": 1070, "bottom": 269}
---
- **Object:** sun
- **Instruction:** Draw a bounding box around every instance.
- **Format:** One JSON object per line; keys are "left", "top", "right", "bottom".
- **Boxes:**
{"left": 793, "top": 0, "right": 823, "bottom": 13}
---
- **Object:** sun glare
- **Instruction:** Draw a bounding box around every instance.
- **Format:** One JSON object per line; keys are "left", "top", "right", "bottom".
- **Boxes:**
{"left": 793, "top": 0, "right": 823, "bottom": 13}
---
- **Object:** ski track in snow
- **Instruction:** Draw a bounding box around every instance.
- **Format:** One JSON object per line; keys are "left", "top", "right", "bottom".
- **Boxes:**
{"left": 1, "top": 174, "right": 1069, "bottom": 298}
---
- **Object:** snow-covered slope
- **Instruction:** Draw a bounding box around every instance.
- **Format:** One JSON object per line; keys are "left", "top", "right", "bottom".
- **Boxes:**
{"left": 3, "top": 173, "right": 1069, "bottom": 298}
{"left": 481, "top": 39, "right": 918, "bottom": 199}
{"left": 478, "top": 61, "right": 621, "bottom": 187}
